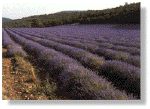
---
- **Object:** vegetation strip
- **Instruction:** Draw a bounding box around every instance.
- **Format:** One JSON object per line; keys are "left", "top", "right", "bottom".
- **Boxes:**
{"left": 2, "top": 28, "right": 27, "bottom": 57}
{"left": 10, "top": 28, "right": 140, "bottom": 67}
{"left": 4, "top": 29, "right": 136, "bottom": 100}
{"left": 5, "top": 28, "right": 140, "bottom": 99}
{"left": 3, "top": 3, "right": 140, "bottom": 28}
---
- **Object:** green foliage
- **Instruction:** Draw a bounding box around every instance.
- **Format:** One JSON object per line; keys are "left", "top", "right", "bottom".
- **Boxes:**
{"left": 31, "top": 19, "right": 43, "bottom": 27}
{"left": 2, "top": 2, "right": 140, "bottom": 28}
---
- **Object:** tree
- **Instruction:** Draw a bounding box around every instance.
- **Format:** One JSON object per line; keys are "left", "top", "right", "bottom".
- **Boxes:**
{"left": 31, "top": 18, "right": 43, "bottom": 27}
{"left": 125, "top": 2, "right": 128, "bottom": 5}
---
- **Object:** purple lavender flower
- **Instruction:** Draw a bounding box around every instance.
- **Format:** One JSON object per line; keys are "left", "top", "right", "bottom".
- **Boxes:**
{"left": 7, "top": 25, "right": 140, "bottom": 99}
{"left": 99, "top": 60, "right": 140, "bottom": 98}
{"left": 3, "top": 28, "right": 27, "bottom": 57}
{"left": 5, "top": 28, "right": 136, "bottom": 100}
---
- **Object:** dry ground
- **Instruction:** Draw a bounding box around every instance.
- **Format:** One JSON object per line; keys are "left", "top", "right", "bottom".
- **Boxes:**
{"left": 2, "top": 48, "right": 60, "bottom": 100}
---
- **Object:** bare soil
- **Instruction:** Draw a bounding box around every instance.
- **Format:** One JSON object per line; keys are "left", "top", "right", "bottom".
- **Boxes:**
{"left": 2, "top": 48, "right": 59, "bottom": 100}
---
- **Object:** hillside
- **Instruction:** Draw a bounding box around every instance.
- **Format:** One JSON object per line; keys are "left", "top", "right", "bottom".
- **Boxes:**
{"left": 55, "top": 10, "right": 84, "bottom": 14}
{"left": 2, "top": 2, "right": 140, "bottom": 28}
{"left": 2, "top": 17, "right": 12, "bottom": 22}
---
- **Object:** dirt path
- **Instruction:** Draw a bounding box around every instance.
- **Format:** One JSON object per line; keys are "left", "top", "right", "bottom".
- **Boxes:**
{"left": 2, "top": 48, "right": 48, "bottom": 100}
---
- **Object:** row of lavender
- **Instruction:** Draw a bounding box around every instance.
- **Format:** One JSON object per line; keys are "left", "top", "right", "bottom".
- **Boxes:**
{"left": 2, "top": 28, "right": 27, "bottom": 57}
{"left": 8, "top": 28, "right": 140, "bottom": 98}
{"left": 13, "top": 27, "right": 140, "bottom": 56}
{"left": 3, "top": 28, "right": 137, "bottom": 100}
{"left": 12, "top": 25, "right": 140, "bottom": 49}
{"left": 11, "top": 27, "right": 140, "bottom": 68}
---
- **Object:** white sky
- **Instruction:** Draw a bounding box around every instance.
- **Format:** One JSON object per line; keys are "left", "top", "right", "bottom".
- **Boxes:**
{"left": 2, "top": 0, "right": 138, "bottom": 19}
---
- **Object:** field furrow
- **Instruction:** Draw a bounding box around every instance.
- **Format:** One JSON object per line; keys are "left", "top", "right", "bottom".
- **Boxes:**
{"left": 6, "top": 28, "right": 140, "bottom": 98}
{"left": 4, "top": 28, "right": 137, "bottom": 100}
{"left": 10, "top": 28, "right": 140, "bottom": 67}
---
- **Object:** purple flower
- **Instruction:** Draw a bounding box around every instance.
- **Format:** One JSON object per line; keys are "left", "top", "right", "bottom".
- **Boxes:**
{"left": 5, "top": 28, "right": 136, "bottom": 100}
{"left": 3, "top": 28, "right": 27, "bottom": 57}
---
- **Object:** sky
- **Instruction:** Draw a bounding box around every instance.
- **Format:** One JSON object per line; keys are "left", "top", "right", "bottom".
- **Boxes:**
{"left": 2, "top": 0, "right": 138, "bottom": 19}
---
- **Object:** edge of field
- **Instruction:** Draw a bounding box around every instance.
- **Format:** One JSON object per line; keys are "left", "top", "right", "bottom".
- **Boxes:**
{"left": 2, "top": 47, "right": 63, "bottom": 100}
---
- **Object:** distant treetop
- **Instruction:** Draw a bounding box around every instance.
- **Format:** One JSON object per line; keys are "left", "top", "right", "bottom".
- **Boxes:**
{"left": 2, "top": 2, "right": 140, "bottom": 28}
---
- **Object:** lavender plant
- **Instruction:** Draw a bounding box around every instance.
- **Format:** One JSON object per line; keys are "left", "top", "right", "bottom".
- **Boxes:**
{"left": 5, "top": 29, "right": 136, "bottom": 100}
{"left": 114, "top": 45, "right": 140, "bottom": 56}
{"left": 95, "top": 47, "right": 140, "bottom": 67}
{"left": 98, "top": 60, "right": 140, "bottom": 98}
{"left": 8, "top": 30, "right": 105, "bottom": 70}
{"left": 8, "top": 24, "right": 140, "bottom": 99}
{"left": 2, "top": 28, "right": 27, "bottom": 57}
{"left": 7, "top": 29, "right": 140, "bottom": 98}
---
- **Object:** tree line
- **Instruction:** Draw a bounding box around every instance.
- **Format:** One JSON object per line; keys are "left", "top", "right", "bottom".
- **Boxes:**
{"left": 2, "top": 2, "right": 140, "bottom": 28}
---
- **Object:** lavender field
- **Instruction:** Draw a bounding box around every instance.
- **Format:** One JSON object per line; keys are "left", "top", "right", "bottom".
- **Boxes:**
{"left": 2, "top": 24, "right": 140, "bottom": 100}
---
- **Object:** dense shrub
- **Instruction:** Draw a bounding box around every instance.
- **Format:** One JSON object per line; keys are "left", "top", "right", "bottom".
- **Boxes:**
{"left": 31, "top": 19, "right": 43, "bottom": 27}
{"left": 7, "top": 45, "right": 27, "bottom": 57}
{"left": 2, "top": 28, "right": 27, "bottom": 57}
{"left": 98, "top": 60, "right": 140, "bottom": 98}
{"left": 114, "top": 45, "right": 140, "bottom": 55}
{"left": 8, "top": 30, "right": 105, "bottom": 70}
{"left": 5, "top": 29, "right": 137, "bottom": 100}
{"left": 95, "top": 47, "right": 140, "bottom": 67}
